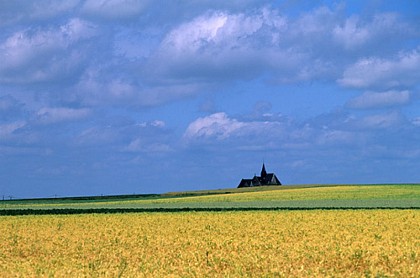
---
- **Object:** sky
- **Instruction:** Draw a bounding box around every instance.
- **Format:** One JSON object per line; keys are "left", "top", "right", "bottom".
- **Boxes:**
{"left": 1, "top": 0, "right": 420, "bottom": 198}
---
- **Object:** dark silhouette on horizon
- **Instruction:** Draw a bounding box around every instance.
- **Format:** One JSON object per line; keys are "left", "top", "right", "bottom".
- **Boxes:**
{"left": 238, "top": 163, "right": 282, "bottom": 188}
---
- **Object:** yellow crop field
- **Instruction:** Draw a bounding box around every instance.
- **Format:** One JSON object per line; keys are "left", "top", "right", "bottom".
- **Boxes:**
{"left": 0, "top": 210, "right": 418, "bottom": 277}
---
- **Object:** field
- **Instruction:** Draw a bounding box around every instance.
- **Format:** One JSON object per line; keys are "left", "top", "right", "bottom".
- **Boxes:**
{"left": 0, "top": 184, "right": 419, "bottom": 276}
{"left": 0, "top": 210, "right": 418, "bottom": 277}
{"left": 1, "top": 184, "right": 419, "bottom": 212}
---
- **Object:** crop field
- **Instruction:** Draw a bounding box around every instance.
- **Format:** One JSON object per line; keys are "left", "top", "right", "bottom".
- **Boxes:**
{"left": 1, "top": 184, "right": 419, "bottom": 212}
{"left": 0, "top": 210, "right": 418, "bottom": 277}
{"left": 1, "top": 185, "right": 419, "bottom": 276}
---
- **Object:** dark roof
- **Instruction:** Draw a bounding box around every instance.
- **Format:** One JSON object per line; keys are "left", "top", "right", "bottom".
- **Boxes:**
{"left": 237, "top": 164, "right": 281, "bottom": 188}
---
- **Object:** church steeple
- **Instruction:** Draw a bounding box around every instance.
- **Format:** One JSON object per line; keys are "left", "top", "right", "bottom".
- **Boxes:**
{"left": 237, "top": 162, "right": 282, "bottom": 188}
{"left": 261, "top": 163, "right": 267, "bottom": 178}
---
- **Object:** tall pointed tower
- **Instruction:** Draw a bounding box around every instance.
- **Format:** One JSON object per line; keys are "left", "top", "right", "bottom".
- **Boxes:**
{"left": 261, "top": 163, "right": 267, "bottom": 178}
{"left": 237, "top": 163, "right": 281, "bottom": 188}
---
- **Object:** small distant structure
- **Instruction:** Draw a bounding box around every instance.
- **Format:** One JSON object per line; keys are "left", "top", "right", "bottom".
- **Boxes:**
{"left": 237, "top": 163, "right": 282, "bottom": 188}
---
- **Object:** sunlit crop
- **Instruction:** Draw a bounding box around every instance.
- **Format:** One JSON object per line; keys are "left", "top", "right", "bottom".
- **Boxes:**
{"left": 1, "top": 184, "right": 418, "bottom": 210}
{"left": 0, "top": 210, "right": 418, "bottom": 277}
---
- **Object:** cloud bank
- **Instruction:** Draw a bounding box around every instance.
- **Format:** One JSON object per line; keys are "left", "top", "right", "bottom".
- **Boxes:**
{"left": 1, "top": 1, "right": 420, "bottom": 197}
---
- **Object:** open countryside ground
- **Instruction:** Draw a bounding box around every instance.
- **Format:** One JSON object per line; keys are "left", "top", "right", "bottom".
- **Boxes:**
{"left": 1, "top": 185, "right": 418, "bottom": 276}
{"left": 1, "top": 184, "right": 419, "bottom": 212}
{"left": 0, "top": 210, "right": 418, "bottom": 277}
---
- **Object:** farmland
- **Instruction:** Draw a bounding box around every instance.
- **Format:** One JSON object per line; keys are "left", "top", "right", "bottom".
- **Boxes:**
{"left": 0, "top": 184, "right": 419, "bottom": 276}
{"left": 0, "top": 210, "right": 418, "bottom": 277}
{"left": 1, "top": 184, "right": 419, "bottom": 212}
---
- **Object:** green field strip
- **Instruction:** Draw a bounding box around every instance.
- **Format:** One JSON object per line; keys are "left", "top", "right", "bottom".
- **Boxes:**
{"left": 1, "top": 184, "right": 419, "bottom": 212}
{"left": 0, "top": 200, "right": 420, "bottom": 214}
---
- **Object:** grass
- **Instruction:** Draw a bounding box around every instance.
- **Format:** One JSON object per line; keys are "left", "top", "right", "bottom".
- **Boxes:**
{"left": 1, "top": 184, "right": 419, "bottom": 214}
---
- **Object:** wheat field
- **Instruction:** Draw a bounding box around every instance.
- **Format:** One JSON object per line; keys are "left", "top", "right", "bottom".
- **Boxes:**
{"left": 0, "top": 210, "right": 418, "bottom": 277}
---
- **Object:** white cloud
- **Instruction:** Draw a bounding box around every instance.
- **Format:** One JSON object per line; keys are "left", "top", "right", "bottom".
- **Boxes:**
{"left": 347, "top": 90, "right": 411, "bottom": 109}
{"left": 333, "top": 16, "right": 369, "bottom": 49}
{"left": 74, "top": 119, "right": 169, "bottom": 152}
{"left": 0, "top": 18, "right": 96, "bottom": 83}
{"left": 333, "top": 13, "right": 406, "bottom": 50}
{"left": 149, "top": 9, "right": 294, "bottom": 82}
{"left": 75, "top": 67, "right": 202, "bottom": 106}
{"left": 148, "top": 6, "right": 417, "bottom": 87}
{"left": 0, "top": 1, "right": 79, "bottom": 26}
{"left": 181, "top": 113, "right": 334, "bottom": 153}
{"left": 150, "top": 120, "right": 165, "bottom": 128}
{"left": 183, "top": 112, "right": 294, "bottom": 150}
{"left": 338, "top": 48, "right": 420, "bottom": 89}
{"left": 184, "top": 113, "right": 246, "bottom": 140}
{"left": 183, "top": 110, "right": 416, "bottom": 152}
{"left": 358, "top": 111, "right": 403, "bottom": 129}
{"left": 36, "top": 107, "right": 91, "bottom": 124}
{"left": 160, "top": 9, "right": 281, "bottom": 54}
{"left": 294, "top": 6, "right": 337, "bottom": 36}
{"left": 74, "top": 68, "right": 138, "bottom": 105}
{"left": 162, "top": 12, "right": 229, "bottom": 53}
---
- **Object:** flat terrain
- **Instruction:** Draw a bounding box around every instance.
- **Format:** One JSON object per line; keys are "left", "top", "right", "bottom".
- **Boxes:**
{"left": 1, "top": 210, "right": 418, "bottom": 276}
{"left": 1, "top": 184, "right": 419, "bottom": 276}
{"left": 1, "top": 184, "right": 419, "bottom": 214}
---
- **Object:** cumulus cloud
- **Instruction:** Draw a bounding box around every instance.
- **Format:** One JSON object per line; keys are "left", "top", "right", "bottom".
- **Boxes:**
{"left": 160, "top": 11, "right": 269, "bottom": 53}
{"left": 333, "top": 13, "right": 409, "bottom": 50}
{"left": 0, "top": 0, "right": 79, "bottom": 26}
{"left": 3, "top": 4, "right": 418, "bottom": 109}
{"left": 183, "top": 109, "right": 418, "bottom": 153}
{"left": 183, "top": 112, "right": 296, "bottom": 144}
{"left": 74, "top": 67, "right": 202, "bottom": 106}
{"left": 338, "top": 48, "right": 420, "bottom": 89}
{"left": 0, "top": 18, "right": 96, "bottom": 84}
{"left": 143, "top": 6, "right": 419, "bottom": 89}
{"left": 357, "top": 111, "right": 404, "bottom": 129}
{"left": 184, "top": 112, "right": 302, "bottom": 153}
{"left": 148, "top": 9, "right": 319, "bottom": 83}
{"left": 333, "top": 16, "right": 370, "bottom": 49}
{"left": 74, "top": 118, "right": 171, "bottom": 155}
{"left": 183, "top": 113, "right": 309, "bottom": 144}
{"left": 1, "top": 1, "right": 420, "bottom": 196}
{"left": 75, "top": 70, "right": 137, "bottom": 105}
{"left": 184, "top": 113, "right": 246, "bottom": 140}
{"left": 347, "top": 90, "right": 411, "bottom": 109}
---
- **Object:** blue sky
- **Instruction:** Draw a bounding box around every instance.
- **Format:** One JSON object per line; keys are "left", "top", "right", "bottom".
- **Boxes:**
{"left": 1, "top": 0, "right": 420, "bottom": 198}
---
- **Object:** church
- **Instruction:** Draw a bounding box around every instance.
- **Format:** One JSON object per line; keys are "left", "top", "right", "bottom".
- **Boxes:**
{"left": 237, "top": 163, "right": 282, "bottom": 188}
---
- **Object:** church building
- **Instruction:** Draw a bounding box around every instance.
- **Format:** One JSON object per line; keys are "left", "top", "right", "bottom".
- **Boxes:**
{"left": 237, "top": 163, "right": 282, "bottom": 188}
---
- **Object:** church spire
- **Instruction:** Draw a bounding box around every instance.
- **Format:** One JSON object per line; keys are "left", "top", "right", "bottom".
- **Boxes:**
{"left": 261, "top": 163, "right": 267, "bottom": 178}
